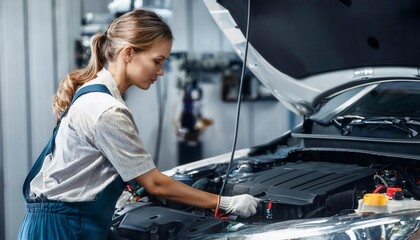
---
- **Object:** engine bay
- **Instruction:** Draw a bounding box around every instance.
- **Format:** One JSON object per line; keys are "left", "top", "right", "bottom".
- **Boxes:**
{"left": 108, "top": 146, "right": 420, "bottom": 240}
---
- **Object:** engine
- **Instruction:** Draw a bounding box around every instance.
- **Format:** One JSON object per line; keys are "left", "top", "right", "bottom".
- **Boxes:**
{"left": 108, "top": 151, "right": 420, "bottom": 240}
{"left": 223, "top": 161, "right": 374, "bottom": 222}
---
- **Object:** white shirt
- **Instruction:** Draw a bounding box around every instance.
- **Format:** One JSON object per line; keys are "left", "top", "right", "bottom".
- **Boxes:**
{"left": 30, "top": 68, "right": 156, "bottom": 202}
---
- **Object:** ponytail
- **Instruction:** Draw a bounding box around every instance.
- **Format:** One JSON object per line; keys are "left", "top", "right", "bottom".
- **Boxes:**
{"left": 53, "top": 33, "right": 107, "bottom": 121}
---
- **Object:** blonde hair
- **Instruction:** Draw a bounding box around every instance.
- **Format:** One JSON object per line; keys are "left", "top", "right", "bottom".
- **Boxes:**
{"left": 53, "top": 9, "right": 173, "bottom": 121}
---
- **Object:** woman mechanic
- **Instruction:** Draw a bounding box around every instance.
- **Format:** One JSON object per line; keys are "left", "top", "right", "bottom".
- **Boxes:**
{"left": 18, "top": 8, "right": 258, "bottom": 240}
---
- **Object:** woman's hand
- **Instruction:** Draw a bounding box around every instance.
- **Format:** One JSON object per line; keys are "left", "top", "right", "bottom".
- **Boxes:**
{"left": 219, "top": 194, "right": 258, "bottom": 218}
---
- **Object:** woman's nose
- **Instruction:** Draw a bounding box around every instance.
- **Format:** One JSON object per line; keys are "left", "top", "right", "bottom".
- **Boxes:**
{"left": 157, "top": 66, "right": 164, "bottom": 76}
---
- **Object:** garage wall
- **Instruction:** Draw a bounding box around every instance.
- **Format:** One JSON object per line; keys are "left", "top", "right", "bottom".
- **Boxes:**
{"left": 0, "top": 0, "right": 4, "bottom": 237}
{"left": 0, "top": 0, "right": 81, "bottom": 239}
{"left": 0, "top": 2, "right": 31, "bottom": 239}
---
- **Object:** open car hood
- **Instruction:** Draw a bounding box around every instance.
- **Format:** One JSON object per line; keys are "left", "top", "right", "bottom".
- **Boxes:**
{"left": 204, "top": 0, "right": 420, "bottom": 115}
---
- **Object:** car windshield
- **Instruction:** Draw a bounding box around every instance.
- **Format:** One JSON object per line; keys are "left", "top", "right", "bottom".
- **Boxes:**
{"left": 309, "top": 81, "right": 420, "bottom": 138}
{"left": 343, "top": 81, "right": 420, "bottom": 118}
{"left": 312, "top": 81, "right": 420, "bottom": 123}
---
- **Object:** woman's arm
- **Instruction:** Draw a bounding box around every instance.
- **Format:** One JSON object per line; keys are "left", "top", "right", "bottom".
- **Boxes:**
{"left": 135, "top": 168, "right": 219, "bottom": 209}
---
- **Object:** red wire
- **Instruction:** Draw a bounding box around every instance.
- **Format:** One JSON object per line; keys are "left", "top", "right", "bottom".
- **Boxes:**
{"left": 214, "top": 208, "right": 229, "bottom": 220}
{"left": 373, "top": 184, "right": 386, "bottom": 193}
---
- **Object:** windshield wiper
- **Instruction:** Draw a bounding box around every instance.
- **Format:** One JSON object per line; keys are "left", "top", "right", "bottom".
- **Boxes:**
{"left": 333, "top": 116, "right": 419, "bottom": 137}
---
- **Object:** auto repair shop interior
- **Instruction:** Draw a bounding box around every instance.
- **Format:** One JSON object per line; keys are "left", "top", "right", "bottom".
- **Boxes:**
{"left": 1, "top": 0, "right": 420, "bottom": 240}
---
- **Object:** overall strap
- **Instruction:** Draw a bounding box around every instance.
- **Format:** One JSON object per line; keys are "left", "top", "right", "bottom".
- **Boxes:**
{"left": 22, "top": 84, "right": 111, "bottom": 201}
{"left": 61, "top": 84, "right": 111, "bottom": 120}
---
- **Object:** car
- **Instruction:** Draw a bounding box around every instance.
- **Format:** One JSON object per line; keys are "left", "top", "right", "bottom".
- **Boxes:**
{"left": 108, "top": 0, "right": 420, "bottom": 239}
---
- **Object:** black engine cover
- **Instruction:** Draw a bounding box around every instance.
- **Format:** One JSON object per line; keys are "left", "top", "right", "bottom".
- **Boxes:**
{"left": 228, "top": 161, "right": 374, "bottom": 205}
{"left": 225, "top": 161, "right": 374, "bottom": 221}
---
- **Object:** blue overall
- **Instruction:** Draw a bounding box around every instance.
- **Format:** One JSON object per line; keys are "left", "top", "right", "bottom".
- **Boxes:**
{"left": 18, "top": 84, "right": 125, "bottom": 240}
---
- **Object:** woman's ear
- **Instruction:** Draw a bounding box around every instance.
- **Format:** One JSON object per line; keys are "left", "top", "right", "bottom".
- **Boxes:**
{"left": 122, "top": 47, "right": 134, "bottom": 62}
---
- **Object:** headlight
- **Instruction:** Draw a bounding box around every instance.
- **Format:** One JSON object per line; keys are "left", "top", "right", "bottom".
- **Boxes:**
{"left": 201, "top": 210, "right": 420, "bottom": 240}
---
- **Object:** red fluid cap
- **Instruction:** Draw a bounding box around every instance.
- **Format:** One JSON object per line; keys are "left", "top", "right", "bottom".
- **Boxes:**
{"left": 386, "top": 187, "right": 402, "bottom": 198}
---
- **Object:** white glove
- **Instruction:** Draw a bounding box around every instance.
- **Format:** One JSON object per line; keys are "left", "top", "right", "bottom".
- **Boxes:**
{"left": 219, "top": 194, "right": 258, "bottom": 218}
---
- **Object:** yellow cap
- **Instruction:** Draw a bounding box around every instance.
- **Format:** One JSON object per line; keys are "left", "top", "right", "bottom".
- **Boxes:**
{"left": 363, "top": 193, "right": 388, "bottom": 206}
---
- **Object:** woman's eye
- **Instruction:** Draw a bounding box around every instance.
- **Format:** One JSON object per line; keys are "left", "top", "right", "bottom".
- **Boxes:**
{"left": 154, "top": 61, "right": 161, "bottom": 66}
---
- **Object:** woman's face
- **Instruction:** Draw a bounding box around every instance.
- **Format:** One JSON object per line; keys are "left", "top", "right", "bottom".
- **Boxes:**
{"left": 126, "top": 39, "right": 172, "bottom": 90}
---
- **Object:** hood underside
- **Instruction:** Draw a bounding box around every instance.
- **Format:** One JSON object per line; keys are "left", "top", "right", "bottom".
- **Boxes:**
{"left": 204, "top": 0, "right": 420, "bottom": 115}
